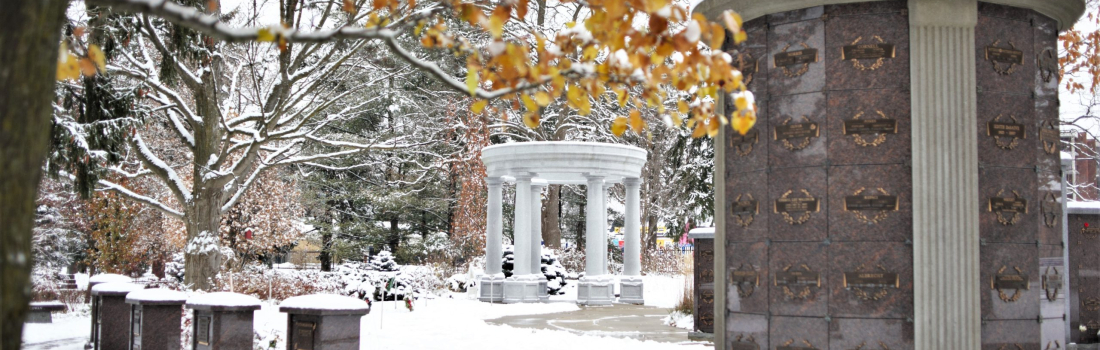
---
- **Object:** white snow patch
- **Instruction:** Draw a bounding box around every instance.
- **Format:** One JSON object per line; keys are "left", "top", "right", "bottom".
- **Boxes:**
{"left": 126, "top": 288, "right": 187, "bottom": 303}
{"left": 88, "top": 273, "right": 132, "bottom": 284}
{"left": 187, "top": 292, "right": 262, "bottom": 308}
{"left": 682, "top": 21, "right": 701, "bottom": 43}
{"left": 280, "top": 294, "right": 370, "bottom": 311}
{"left": 91, "top": 282, "right": 144, "bottom": 294}
{"left": 663, "top": 311, "right": 694, "bottom": 330}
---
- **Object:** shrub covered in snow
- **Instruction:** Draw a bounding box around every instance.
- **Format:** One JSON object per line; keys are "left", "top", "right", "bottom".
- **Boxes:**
{"left": 370, "top": 251, "right": 399, "bottom": 272}
{"left": 444, "top": 274, "right": 469, "bottom": 292}
{"left": 500, "top": 246, "right": 569, "bottom": 295}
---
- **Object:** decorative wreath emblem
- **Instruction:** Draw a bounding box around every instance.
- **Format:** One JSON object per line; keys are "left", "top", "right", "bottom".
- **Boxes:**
{"left": 781, "top": 339, "right": 816, "bottom": 349}
{"left": 1046, "top": 340, "right": 1062, "bottom": 350}
{"left": 732, "top": 263, "right": 760, "bottom": 298}
{"left": 992, "top": 189, "right": 1026, "bottom": 226}
{"left": 780, "top": 264, "right": 818, "bottom": 300}
{"left": 849, "top": 110, "right": 890, "bottom": 147}
{"left": 989, "top": 114, "right": 1024, "bottom": 150}
{"left": 731, "top": 335, "right": 759, "bottom": 348}
{"left": 992, "top": 265, "right": 1027, "bottom": 303}
{"left": 733, "top": 193, "right": 758, "bottom": 227}
{"left": 1085, "top": 297, "right": 1100, "bottom": 311}
{"left": 850, "top": 187, "right": 893, "bottom": 224}
{"left": 847, "top": 36, "right": 889, "bottom": 71}
{"left": 1038, "top": 48, "right": 1058, "bottom": 83}
{"left": 1042, "top": 267, "right": 1061, "bottom": 302}
{"left": 987, "top": 40, "right": 1021, "bottom": 75}
{"left": 729, "top": 127, "right": 759, "bottom": 157}
{"left": 778, "top": 42, "right": 814, "bottom": 77}
{"left": 1041, "top": 191, "right": 1059, "bottom": 228}
{"left": 1040, "top": 120, "right": 1060, "bottom": 155}
{"left": 847, "top": 264, "right": 892, "bottom": 301}
{"left": 852, "top": 341, "right": 891, "bottom": 350}
{"left": 734, "top": 52, "right": 758, "bottom": 86}
{"left": 779, "top": 189, "right": 817, "bottom": 225}
{"left": 778, "top": 116, "right": 817, "bottom": 151}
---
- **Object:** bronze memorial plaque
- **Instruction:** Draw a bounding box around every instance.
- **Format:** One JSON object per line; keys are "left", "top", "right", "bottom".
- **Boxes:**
{"left": 775, "top": 122, "right": 820, "bottom": 141}
{"left": 731, "top": 270, "right": 760, "bottom": 285}
{"left": 844, "top": 195, "right": 899, "bottom": 212}
{"left": 986, "top": 45, "right": 1024, "bottom": 65}
{"left": 843, "top": 119, "right": 897, "bottom": 135}
{"left": 987, "top": 121, "right": 1026, "bottom": 139}
{"left": 989, "top": 196, "right": 1028, "bottom": 214}
{"left": 842, "top": 43, "right": 895, "bottom": 61}
{"left": 777, "top": 339, "right": 818, "bottom": 350}
{"left": 196, "top": 316, "right": 211, "bottom": 346}
{"left": 729, "top": 128, "right": 760, "bottom": 156}
{"left": 775, "top": 197, "right": 820, "bottom": 214}
{"left": 774, "top": 48, "right": 819, "bottom": 67}
{"left": 993, "top": 273, "right": 1030, "bottom": 290}
{"left": 732, "top": 198, "right": 759, "bottom": 216}
{"left": 775, "top": 270, "right": 821, "bottom": 287}
{"left": 843, "top": 271, "right": 900, "bottom": 288}
{"left": 293, "top": 321, "right": 316, "bottom": 350}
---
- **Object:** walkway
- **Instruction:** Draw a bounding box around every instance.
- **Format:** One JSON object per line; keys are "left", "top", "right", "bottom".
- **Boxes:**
{"left": 484, "top": 303, "right": 710, "bottom": 345}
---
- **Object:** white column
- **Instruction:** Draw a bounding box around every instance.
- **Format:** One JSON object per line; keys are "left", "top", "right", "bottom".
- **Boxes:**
{"left": 530, "top": 182, "right": 545, "bottom": 275}
{"left": 512, "top": 175, "right": 533, "bottom": 276}
{"left": 623, "top": 178, "right": 642, "bottom": 276}
{"left": 585, "top": 176, "right": 605, "bottom": 276}
{"left": 485, "top": 177, "right": 504, "bottom": 276}
{"left": 910, "top": 0, "right": 980, "bottom": 348}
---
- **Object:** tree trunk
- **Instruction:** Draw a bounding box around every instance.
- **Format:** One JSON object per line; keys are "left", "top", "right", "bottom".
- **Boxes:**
{"left": 183, "top": 192, "right": 224, "bottom": 290}
{"left": 319, "top": 230, "right": 333, "bottom": 272}
{"left": 576, "top": 200, "right": 585, "bottom": 251}
{"left": 388, "top": 216, "right": 400, "bottom": 253}
{"left": 1, "top": 1, "right": 70, "bottom": 347}
{"left": 542, "top": 185, "right": 561, "bottom": 249}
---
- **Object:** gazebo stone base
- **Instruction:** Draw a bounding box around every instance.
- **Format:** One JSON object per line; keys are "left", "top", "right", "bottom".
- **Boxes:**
{"left": 577, "top": 276, "right": 615, "bottom": 305}
{"left": 502, "top": 275, "right": 542, "bottom": 303}
{"left": 478, "top": 274, "right": 505, "bottom": 303}
{"left": 537, "top": 280, "right": 549, "bottom": 302}
{"left": 619, "top": 276, "right": 644, "bottom": 304}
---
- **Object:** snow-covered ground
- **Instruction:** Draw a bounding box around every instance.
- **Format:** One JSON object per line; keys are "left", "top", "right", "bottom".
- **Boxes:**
{"left": 24, "top": 274, "right": 700, "bottom": 350}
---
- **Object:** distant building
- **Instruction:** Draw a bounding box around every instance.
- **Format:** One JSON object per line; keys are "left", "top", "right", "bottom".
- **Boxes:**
{"left": 1063, "top": 131, "right": 1100, "bottom": 200}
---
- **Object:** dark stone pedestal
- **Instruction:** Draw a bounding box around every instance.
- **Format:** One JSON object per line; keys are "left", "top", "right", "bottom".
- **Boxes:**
{"left": 27, "top": 301, "right": 66, "bottom": 323}
{"left": 125, "top": 289, "right": 186, "bottom": 350}
{"left": 87, "top": 275, "right": 133, "bottom": 350}
{"left": 90, "top": 282, "right": 144, "bottom": 350}
{"left": 279, "top": 294, "right": 370, "bottom": 350}
{"left": 689, "top": 228, "right": 715, "bottom": 335}
{"left": 186, "top": 292, "right": 262, "bottom": 350}
{"left": 1068, "top": 207, "right": 1100, "bottom": 345}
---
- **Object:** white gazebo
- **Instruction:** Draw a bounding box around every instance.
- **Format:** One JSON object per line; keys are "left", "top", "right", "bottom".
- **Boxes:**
{"left": 478, "top": 141, "right": 648, "bottom": 305}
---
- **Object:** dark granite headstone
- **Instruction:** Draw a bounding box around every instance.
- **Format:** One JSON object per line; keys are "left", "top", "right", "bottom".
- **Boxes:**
{"left": 278, "top": 294, "right": 370, "bottom": 350}
{"left": 91, "top": 282, "right": 144, "bottom": 350}
{"left": 1068, "top": 206, "right": 1100, "bottom": 344}
{"left": 27, "top": 301, "right": 67, "bottom": 323}
{"left": 186, "top": 292, "right": 262, "bottom": 350}
{"left": 125, "top": 289, "right": 186, "bottom": 350}
{"left": 87, "top": 275, "right": 134, "bottom": 349}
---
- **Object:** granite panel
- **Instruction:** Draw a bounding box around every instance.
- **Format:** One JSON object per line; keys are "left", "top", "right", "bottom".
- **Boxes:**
{"left": 981, "top": 243, "right": 1040, "bottom": 320}
{"left": 824, "top": 1, "right": 907, "bottom": 17}
{"left": 979, "top": 166, "right": 1038, "bottom": 244}
{"left": 727, "top": 170, "right": 769, "bottom": 243}
{"left": 1067, "top": 213, "right": 1100, "bottom": 343}
{"left": 978, "top": 93, "right": 1037, "bottom": 169}
{"left": 135, "top": 305, "right": 184, "bottom": 350}
{"left": 1035, "top": 97, "right": 1060, "bottom": 172}
{"left": 728, "top": 313, "right": 770, "bottom": 350}
{"left": 1040, "top": 316, "right": 1066, "bottom": 350}
{"left": 728, "top": 18, "right": 770, "bottom": 100}
{"left": 728, "top": 241, "right": 770, "bottom": 314}
{"left": 1036, "top": 165, "right": 1061, "bottom": 246}
{"left": 96, "top": 295, "right": 130, "bottom": 350}
{"left": 769, "top": 93, "right": 827, "bottom": 169}
{"left": 981, "top": 319, "right": 1041, "bottom": 350}
{"left": 768, "top": 6, "right": 824, "bottom": 26}
{"left": 769, "top": 166, "right": 828, "bottom": 242}
{"left": 824, "top": 12, "right": 910, "bottom": 91}
{"left": 770, "top": 242, "right": 829, "bottom": 317}
{"left": 698, "top": 283, "right": 716, "bottom": 333}
{"left": 1038, "top": 244, "right": 1066, "bottom": 306}
{"left": 770, "top": 316, "right": 829, "bottom": 350}
{"left": 1033, "top": 14, "right": 1059, "bottom": 99}
{"left": 976, "top": 10, "right": 1036, "bottom": 96}
{"left": 768, "top": 19, "right": 827, "bottom": 97}
{"left": 727, "top": 103, "right": 769, "bottom": 175}
{"left": 978, "top": 2, "right": 1035, "bottom": 22}
{"left": 826, "top": 165, "right": 912, "bottom": 242}
{"left": 827, "top": 242, "right": 913, "bottom": 319}
{"left": 827, "top": 318, "right": 914, "bottom": 350}
{"left": 826, "top": 89, "right": 911, "bottom": 166}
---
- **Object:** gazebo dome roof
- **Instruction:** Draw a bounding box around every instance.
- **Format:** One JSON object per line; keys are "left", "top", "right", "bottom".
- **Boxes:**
{"left": 481, "top": 141, "right": 647, "bottom": 184}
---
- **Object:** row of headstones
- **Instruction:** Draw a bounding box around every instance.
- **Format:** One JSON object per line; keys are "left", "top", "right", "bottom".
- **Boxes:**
{"left": 86, "top": 275, "right": 370, "bottom": 350}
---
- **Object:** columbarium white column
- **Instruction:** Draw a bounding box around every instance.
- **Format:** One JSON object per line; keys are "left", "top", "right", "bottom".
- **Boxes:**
{"left": 620, "top": 177, "right": 644, "bottom": 304}
{"left": 578, "top": 175, "right": 613, "bottom": 305}
{"left": 910, "top": 0, "right": 980, "bottom": 348}
{"left": 503, "top": 174, "right": 540, "bottom": 303}
{"left": 479, "top": 177, "right": 505, "bottom": 302}
{"left": 530, "top": 181, "right": 548, "bottom": 301}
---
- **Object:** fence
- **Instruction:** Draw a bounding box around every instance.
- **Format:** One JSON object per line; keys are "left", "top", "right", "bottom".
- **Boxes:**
{"left": 642, "top": 247, "right": 694, "bottom": 275}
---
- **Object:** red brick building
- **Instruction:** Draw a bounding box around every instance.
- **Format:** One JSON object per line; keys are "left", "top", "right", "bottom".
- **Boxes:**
{"left": 1064, "top": 131, "right": 1099, "bottom": 200}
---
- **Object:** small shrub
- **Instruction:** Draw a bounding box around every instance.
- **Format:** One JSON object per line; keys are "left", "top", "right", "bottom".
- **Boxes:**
{"left": 673, "top": 277, "right": 693, "bottom": 315}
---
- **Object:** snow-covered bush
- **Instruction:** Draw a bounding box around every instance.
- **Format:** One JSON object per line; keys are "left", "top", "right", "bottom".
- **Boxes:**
{"left": 444, "top": 274, "right": 469, "bottom": 292}
{"left": 164, "top": 253, "right": 186, "bottom": 281}
{"left": 556, "top": 247, "right": 585, "bottom": 274}
{"left": 370, "top": 251, "right": 399, "bottom": 272}
{"left": 500, "top": 246, "right": 569, "bottom": 295}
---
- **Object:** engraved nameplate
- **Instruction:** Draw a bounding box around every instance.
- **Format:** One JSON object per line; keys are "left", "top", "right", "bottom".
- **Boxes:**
{"left": 775, "top": 197, "right": 820, "bottom": 213}
{"left": 775, "top": 271, "right": 821, "bottom": 286}
{"left": 775, "top": 122, "right": 820, "bottom": 140}
{"left": 842, "top": 44, "right": 896, "bottom": 60}
{"left": 993, "top": 273, "right": 1029, "bottom": 290}
{"left": 986, "top": 46, "right": 1024, "bottom": 64}
{"left": 731, "top": 270, "right": 759, "bottom": 284}
{"left": 730, "top": 342, "right": 761, "bottom": 350}
{"left": 1043, "top": 274, "right": 1063, "bottom": 289}
{"left": 989, "top": 197, "right": 1028, "bottom": 214}
{"left": 196, "top": 316, "right": 211, "bottom": 346}
{"left": 843, "top": 119, "right": 897, "bottom": 135}
{"left": 1084, "top": 226, "right": 1100, "bottom": 235}
{"left": 732, "top": 199, "right": 759, "bottom": 215}
{"left": 1040, "top": 128, "right": 1060, "bottom": 142}
{"left": 988, "top": 122, "right": 1026, "bottom": 139}
{"left": 294, "top": 321, "right": 316, "bottom": 350}
{"left": 730, "top": 128, "right": 759, "bottom": 147}
{"left": 843, "top": 272, "right": 900, "bottom": 288}
{"left": 844, "top": 195, "right": 899, "bottom": 212}
{"left": 774, "top": 49, "right": 819, "bottom": 67}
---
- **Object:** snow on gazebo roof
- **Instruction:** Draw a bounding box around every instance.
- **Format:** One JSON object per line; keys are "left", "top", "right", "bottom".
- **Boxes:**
{"left": 482, "top": 141, "right": 647, "bottom": 184}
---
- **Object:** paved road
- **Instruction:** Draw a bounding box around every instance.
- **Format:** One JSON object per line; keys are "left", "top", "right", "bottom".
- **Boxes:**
{"left": 485, "top": 303, "right": 710, "bottom": 345}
